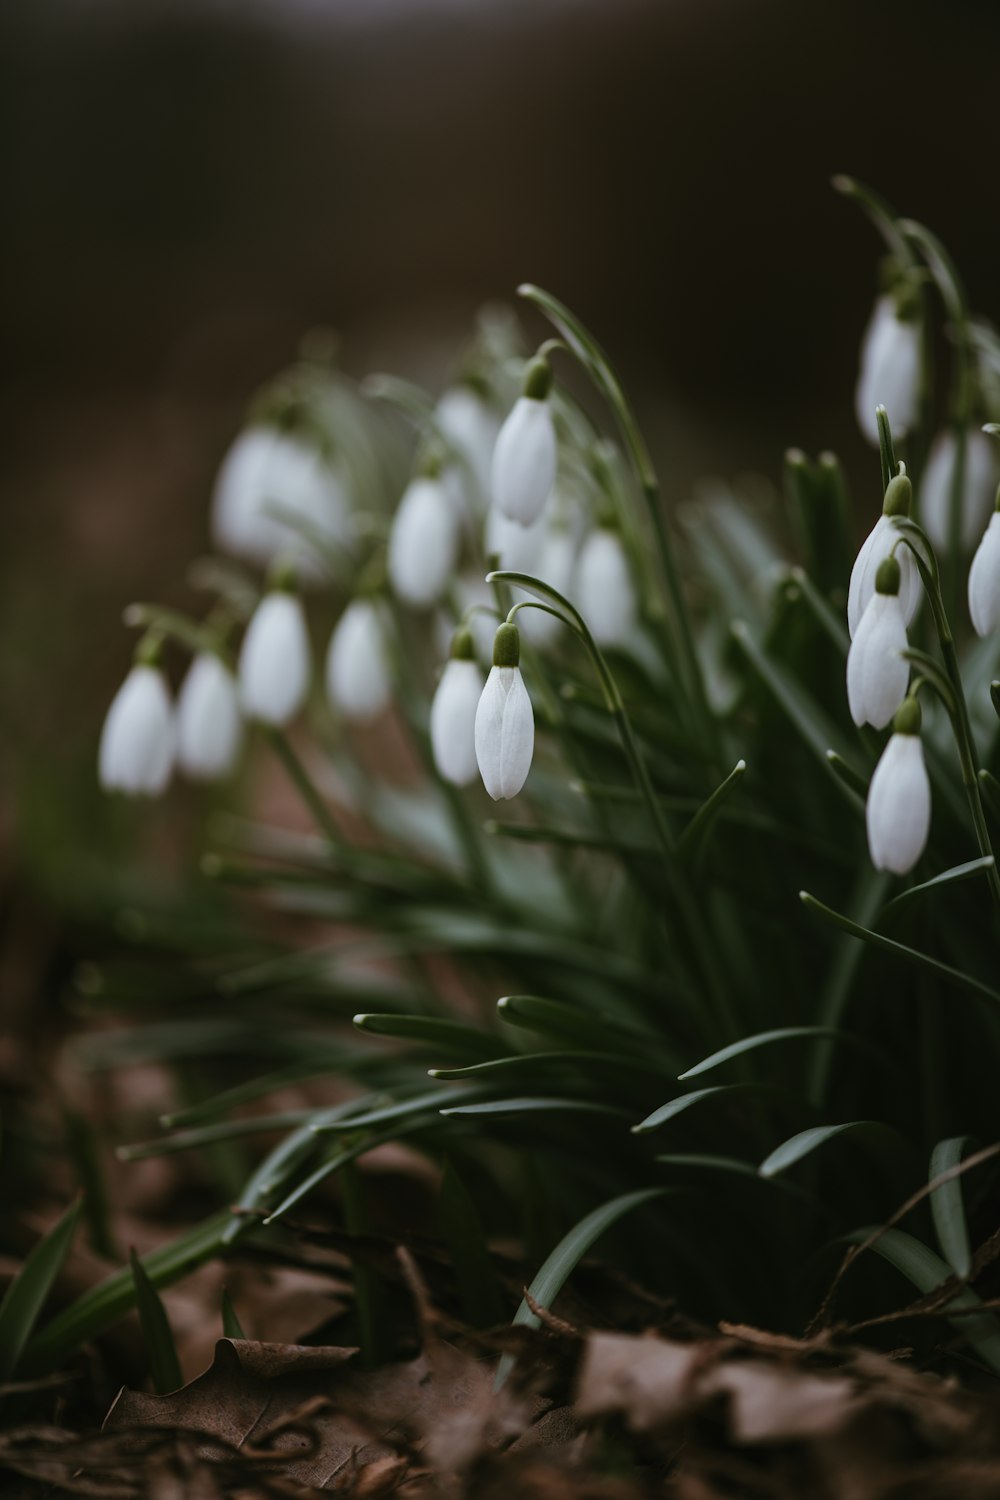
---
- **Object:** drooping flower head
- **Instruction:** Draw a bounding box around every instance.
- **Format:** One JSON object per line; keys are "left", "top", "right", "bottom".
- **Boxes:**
{"left": 326, "top": 597, "right": 393, "bottom": 724}
{"left": 855, "top": 292, "right": 920, "bottom": 447}
{"left": 847, "top": 554, "right": 910, "bottom": 730}
{"left": 99, "top": 639, "right": 175, "bottom": 797}
{"left": 866, "top": 695, "right": 931, "bottom": 875}
{"left": 968, "top": 489, "right": 1000, "bottom": 638}
{"left": 847, "top": 471, "right": 920, "bottom": 639}
{"left": 430, "top": 627, "right": 485, "bottom": 787}
{"left": 575, "top": 525, "right": 638, "bottom": 649}
{"left": 387, "top": 461, "right": 462, "bottom": 610}
{"left": 176, "top": 651, "right": 244, "bottom": 781}
{"left": 491, "top": 357, "right": 557, "bottom": 527}
{"left": 919, "top": 429, "right": 999, "bottom": 554}
{"left": 475, "top": 622, "right": 534, "bottom": 801}
{"left": 238, "top": 573, "right": 311, "bottom": 726}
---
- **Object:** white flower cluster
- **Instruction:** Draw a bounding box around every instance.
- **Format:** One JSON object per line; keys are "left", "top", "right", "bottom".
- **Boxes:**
{"left": 100, "top": 350, "right": 644, "bottom": 808}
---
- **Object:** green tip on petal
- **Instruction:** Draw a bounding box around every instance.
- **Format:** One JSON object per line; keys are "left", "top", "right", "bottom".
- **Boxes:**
{"left": 522, "top": 356, "right": 553, "bottom": 401}
{"left": 492, "top": 622, "right": 521, "bottom": 668}
{"left": 874, "top": 555, "right": 901, "bottom": 595}
{"left": 882, "top": 472, "right": 912, "bottom": 518}
{"left": 450, "top": 626, "right": 475, "bottom": 661}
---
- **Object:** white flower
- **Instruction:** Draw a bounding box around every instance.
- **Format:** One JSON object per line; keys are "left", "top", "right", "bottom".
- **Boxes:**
{"left": 846, "top": 583, "right": 909, "bottom": 730}
{"left": 491, "top": 360, "right": 557, "bottom": 526}
{"left": 520, "top": 528, "right": 577, "bottom": 645}
{"left": 485, "top": 503, "right": 547, "bottom": 572}
{"left": 855, "top": 295, "right": 920, "bottom": 445}
{"left": 919, "top": 429, "right": 998, "bottom": 553}
{"left": 431, "top": 650, "right": 484, "bottom": 787}
{"left": 175, "top": 652, "right": 244, "bottom": 781}
{"left": 211, "top": 426, "right": 351, "bottom": 580}
{"left": 238, "top": 591, "right": 311, "bottom": 725}
{"left": 847, "top": 475, "right": 920, "bottom": 639}
{"left": 475, "top": 624, "right": 534, "bottom": 800}
{"left": 435, "top": 386, "right": 499, "bottom": 508}
{"left": 575, "top": 528, "right": 638, "bottom": 647}
{"left": 387, "top": 475, "right": 462, "bottom": 609}
{"left": 99, "top": 664, "right": 175, "bottom": 797}
{"left": 326, "top": 598, "right": 392, "bottom": 723}
{"left": 866, "top": 718, "right": 931, "bottom": 874}
{"left": 969, "top": 510, "right": 1000, "bottom": 637}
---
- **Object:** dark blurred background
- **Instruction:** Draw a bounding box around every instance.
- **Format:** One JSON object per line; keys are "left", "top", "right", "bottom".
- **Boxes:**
{"left": 2, "top": 0, "right": 1000, "bottom": 824}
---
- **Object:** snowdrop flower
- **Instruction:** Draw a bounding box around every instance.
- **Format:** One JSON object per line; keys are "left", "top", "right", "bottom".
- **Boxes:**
{"left": 855, "top": 294, "right": 920, "bottom": 445}
{"left": 326, "top": 598, "right": 392, "bottom": 723}
{"left": 176, "top": 652, "right": 244, "bottom": 781}
{"left": 239, "top": 585, "right": 311, "bottom": 726}
{"left": 969, "top": 506, "right": 1000, "bottom": 637}
{"left": 485, "top": 503, "right": 547, "bottom": 572}
{"left": 430, "top": 628, "right": 485, "bottom": 787}
{"left": 575, "top": 526, "right": 638, "bottom": 648}
{"left": 387, "top": 472, "right": 462, "bottom": 609}
{"left": 99, "top": 653, "right": 175, "bottom": 797}
{"left": 435, "top": 385, "right": 499, "bottom": 507}
{"left": 491, "top": 358, "right": 557, "bottom": 526}
{"left": 475, "top": 622, "right": 534, "bottom": 801}
{"left": 847, "top": 556, "right": 910, "bottom": 730}
{"left": 919, "top": 429, "right": 998, "bottom": 553}
{"left": 847, "top": 472, "right": 920, "bottom": 638}
{"left": 211, "top": 425, "right": 351, "bottom": 581}
{"left": 866, "top": 696, "right": 931, "bottom": 874}
{"left": 520, "top": 527, "right": 577, "bottom": 646}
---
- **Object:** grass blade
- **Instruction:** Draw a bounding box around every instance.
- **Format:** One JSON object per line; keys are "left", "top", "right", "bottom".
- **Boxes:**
{"left": 0, "top": 1198, "right": 81, "bottom": 1381}
{"left": 878, "top": 858, "right": 996, "bottom": 922}
{"left": 440, "top": 1097, "right": 631, "bottom": 1121}
{"left": 759, "top": 1122, "right": 902, "bottom": 1178}
{"left": 676, "top": 760, "right": 747, "bottom": 866}
{"left": 679, "top": 1026, "right": 878, "bottom": 1081}
{"left": 353, "top": 1013, "right": 504, "bottom": 1060}
{"left": 632, "top": 1083, "right": 771, "bottom": 1135}
{"left": 129, "top": 1248, "right": 183, "bottom": 1394}
{"left": 221, "top": 1288, "right": 245, "bottom": 1340}
{"left": 929, "top": 1136, "right": 974, "bottom": 1280}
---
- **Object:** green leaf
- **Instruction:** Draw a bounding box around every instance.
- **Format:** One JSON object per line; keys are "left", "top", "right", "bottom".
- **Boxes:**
{"left": 679, "top": 1026, "right": 878, "bottom": 1081}
{"left": 844, "top": 1226, "right": 1000, "bottom": 1374}
{"left": 23, "top": 1210, "right": 243, "bottom": 1375}
{"left": 262, "top": 1116, "right": 440, "bottom": 1225}
{"left": 759, "top": 1121, "right": 901, "bottom": 1178}
{"left": 129, "top": 1248, "right": 183, "bottom": 1394}
{"left": 221, "top": 1288, "right": 245, "bottom": 1340}
{"left": 0, "top": 1197, "right": 81, "bottom": 1381}
{"left": 800, "top": 890, "right": 1000, "bottom": 1006}
{"left": 353, "top": 1013, "right": 503, "bottom": 1061}
{"left": 496, "top": 995, "right": 660, "bottom": 1057}
{"left": 676, "top": 760, "right": 746, "bottom": 866}
{"left": 312, "top": 1086, "right": 486, "bottom": 1133}
{"left": 929, "top": 1136, "right": 974, "bottom": 1280}
{"left": 118, "top": 1110, "right": 315, "bottom": 1162}
{"left": 495, "top": 1187, "right": 669, "bottom": 1387}
{"left": 440, "top": 1097, "right": 631, "bottom": 1121}
{"left": 430, "top": 1051, "right": 665, "bottom": 1085}
{"left": 440, "top": 1160, "right": 507, "bottom": 1328}
{"left": 632, "top": 1083, "right": 772, "bottom": 1135}
{"left": 878, "top": 858, "right": 996, "bottom": 922}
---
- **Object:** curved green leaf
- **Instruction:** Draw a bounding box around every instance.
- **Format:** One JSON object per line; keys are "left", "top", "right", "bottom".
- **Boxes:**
{"left": 929, "top": 1136, "right": 974, "bottom": 1281}
{"left": 129, "top": 1248, "right": 182, "bottom": 1395}
{"left": 759, "top": 1121, "right": 901, "bottom": 1179}
{"left": 632, "top": 1083, "right": 770, "bottom": 1135}
{"left": 0, "top": 1197, "right": 81, "bottom": 1381}
{"left": 353, "top": 1013, "right": 503, "bottom": 1061}
{"left": 440, "top": 1097, "right": 631, "bottom": 1121}
{"left": 679, "top": 1026, "right": 873, "bottom": 1081}
{"left": 879, "top": 858, "right": 996, "bottom": 922}
{"left": 676, "top": 760, "right": 746, "bottom": 865}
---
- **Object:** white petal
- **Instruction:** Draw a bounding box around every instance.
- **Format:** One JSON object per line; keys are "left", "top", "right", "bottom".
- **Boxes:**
{"left": 474, "top": 666, "right": 534, "bottom": 800}
{"left": 99, "top": 665, "right": 175, "bottom": 797}
{"left": 491, "top": 397, "right": 557, "bottom": 526}
{"left": 866, "top": 733, "right": 931, "bottom": 874}
{"left": 846, "top": 592, "right": 909, "bottom": 729}
{"left": 387, "top": 477, "right": 461, "bottom": 608}
{"left": 968, "top": 511, "right": 1000, "bottom": 637}
{"left": 430, "top": 659, "right": 484, "bottom": 786}
{"left": 484, "top": 504, "right": 547, "bottom": 572}
{"left": 855, "top": 297, "right": 920, "bottom": 445}
{"left": 176, "top": 653, "right": 244, "bottom": 780}
{"left": 435, "top": 387, "right": 499, "bottom": 507}
{"left": 920, "top": 429, "right": 999, "bottom": 553}
{"left": 575, "top": 530, "right": 638, "bottom": 647}
{"left": 847, "top": 514, "right": 920, "bottom": 639}
{"left": 211, "top": 427, "right": 351, "bottom": 581}
{"left": 326, "top": 599, "right": 393, "bottom": 723}
{"left": 238, "top": 593, "right": 311, "bottom": 725}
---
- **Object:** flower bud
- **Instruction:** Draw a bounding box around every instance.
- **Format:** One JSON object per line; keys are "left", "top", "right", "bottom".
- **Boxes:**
{"left": 866, "top": 701, "right": 931, "bottom": 874}
{"left": 176, "top": 652, "right": 244, "bottom": 781}
{"left": 919, "top": 429, "right": 998, "bottom": 553}
{"left": 847, "top": 477, "right": 920, "bottom": 639}
{"left": 239, "top": 589, "right": 311, "bottom": 726}
{"left": 474, "top": 625, "right": 534, "bottom": 800}
{"left": 99, "top": 662, "right": 175, "bottom": 797}
{"left": 326, "top": 598, "right": 392, "bottom": 723}
{"left": 387, "top": 475, "right": 462, "bottom": 609}
{"left": 968, "top": 508, "right": 1000, "bottom": 637}
{"left": 211, "top": 426, "right": 351, "bottom": 581}
{"left": 431, "top": 631, "right": 485, "bottom": 787}
{"left": 491, "top": 361, "right": 557, "bottom": 527}
{"left": 575, "top": 527, "right": 638, "bottom": 647}
{"left": 846, "top": 583, "right": 909, "bottom": 730}
{"left": 854, "top": 295, "right": 920, "bottom": 446}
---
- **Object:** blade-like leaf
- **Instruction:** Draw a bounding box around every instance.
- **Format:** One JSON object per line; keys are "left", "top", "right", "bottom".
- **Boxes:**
{"left": 129, "top": 1248, "right": 182, "bottom": 1395}
{"left": 929, "top": 1136, "right": 974, "bottom": 1281}
{"left": 495, "top": 1187, "right": 669, "bottom": 1387}
{"left": 632, "top": 1083, "right": 772, "bottom": 1135}
{"left": 353, "top": 1013, "right": 504, "bottom": 1061}
{"left": 440, "top": 1097, "right": 631, "bottom": 1121}
{"left": 676, "top": 760, "right": 747, "bottom": 866}
{"left": 879, "top": 858, "right": 996, "bottom": 922}
{"left": 759, "top": 1121, "right": 902, "bottom": 1178}
{"left": 221, "top": 1288, "right": 245, "bottom": 1340}
{"left": 0, "top": 1198, "right": 81, "bottom": 1381}
{"left": 679, "top": 1026, "right": 879, "bottom": 1081}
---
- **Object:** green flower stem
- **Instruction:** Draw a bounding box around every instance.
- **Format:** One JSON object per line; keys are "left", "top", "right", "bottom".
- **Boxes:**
{"left": 499, "top": 579, "right": 738, "bottom": 1041}
{"left": 894, "top": 519, "right": 1000, "bottom": 922}
{"left": 265, "top": 727, "right": 341, "bottom": 847}
{"left": 516, "top": 284, "right": 719, "bottom": 765}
